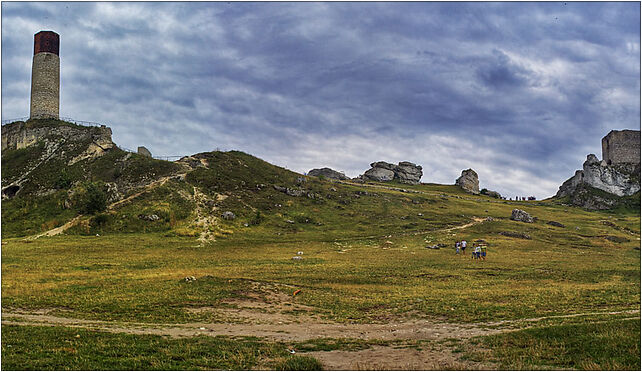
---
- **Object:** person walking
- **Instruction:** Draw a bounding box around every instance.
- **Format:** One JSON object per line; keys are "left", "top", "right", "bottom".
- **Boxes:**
{"left": 473, "top": 245, "right": 481, "bottom": 259}
{"left": 455, "top": 241, "right": 461, "bottom": 254}
{"left": 461, "top": 240, "right": 467, "bottom": 255}
{"left": 481, "top": 245, "right": 487, "bottom": 260}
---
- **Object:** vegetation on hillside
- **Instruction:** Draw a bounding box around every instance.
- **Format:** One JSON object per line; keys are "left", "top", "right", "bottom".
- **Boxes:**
{"left": 1, "top": 123, "right": 640, "bottom": 370}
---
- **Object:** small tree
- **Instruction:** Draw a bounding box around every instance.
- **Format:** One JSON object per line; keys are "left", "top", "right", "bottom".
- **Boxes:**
{"left": 82, "top": 182, "right": 107, "bottom": 214}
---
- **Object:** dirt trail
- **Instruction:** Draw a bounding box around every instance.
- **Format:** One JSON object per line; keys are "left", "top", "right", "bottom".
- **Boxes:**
{"left": 107, "top": 174, "right": 185, "bottom": 211}
{"left": 3, "top": 303, "right": 637, "bottom": 370}
{"left": 3, "top": 308, "right": 637, "bottom": 342}
{"left": 31, "top": 215, "right": 85, "bottom": 239}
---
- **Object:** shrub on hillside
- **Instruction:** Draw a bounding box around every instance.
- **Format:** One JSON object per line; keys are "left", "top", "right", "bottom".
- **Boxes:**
{"left": 78, "top": 182, "right": 108, "bottom": 215}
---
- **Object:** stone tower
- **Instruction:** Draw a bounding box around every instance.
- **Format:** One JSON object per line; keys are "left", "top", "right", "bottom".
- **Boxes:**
{"left": 601, "top": 130, "right": 641, "bottom": 165}
{"left": 30, "top": 31, "right": 60, "bottom": 119}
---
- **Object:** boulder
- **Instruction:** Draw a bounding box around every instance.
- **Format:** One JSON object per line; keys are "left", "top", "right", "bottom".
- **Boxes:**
{"left": 361, "top": 161, "right": 423, "bottom": 184}
{"left": 456, "top": 169, "right": 480, "bottom": 194}
{"left": 546, "top": 221, "right": 565, "bottom": 228}
{"left": 364, "top": 166, "right": 395, "bottom": 182}
{"left": 395, "top": 162, "right": 423, "bottom": 184}
{"left": 481, "top": 188, "right": 502, "bottom": 199}
{"left": 510, "top": 209, "right": 533, "bottom": 223}
{"left": 221, "top": 211, "right": 236, "bottom": 220}
{"left": 138, "top": 214, "right": 160, "bottom": 221}
{"left": 308, "top": 167, "right": 349, "bottom": 180}
{"left": 137, "top": 146, "right": 152, "bottom": 157}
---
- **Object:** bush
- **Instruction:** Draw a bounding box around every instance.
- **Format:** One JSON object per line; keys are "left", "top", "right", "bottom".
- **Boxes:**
{"left": 55, "top": 169, "right": 72, "bottom": 189}
{"left": 81, "top": 182, "right": 108, "bottom": 215}
{"left": 91, "top": 213, "right": 109, "bottom": 227}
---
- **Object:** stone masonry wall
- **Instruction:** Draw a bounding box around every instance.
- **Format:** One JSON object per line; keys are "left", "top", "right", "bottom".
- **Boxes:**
{"left": 601, "top": 130, "right": 640, "bottom": 165}
{"left": 30, "top": 52, "right": 60, "bottom": 119}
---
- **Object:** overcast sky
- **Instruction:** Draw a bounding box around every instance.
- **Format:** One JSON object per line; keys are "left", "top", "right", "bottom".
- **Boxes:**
{"left": 2, "top": 2, "right": 640, "bottom": 198}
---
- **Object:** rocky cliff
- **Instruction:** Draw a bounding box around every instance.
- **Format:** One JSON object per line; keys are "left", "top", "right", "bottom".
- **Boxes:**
{"left": 555, "top": 130, "right": 640, "bottom": 210}
{"left": 557, "top": 154, "right": 640, "bottom": 199}
{"left": 1, "top": 119, "right": 181, "bottom": 201}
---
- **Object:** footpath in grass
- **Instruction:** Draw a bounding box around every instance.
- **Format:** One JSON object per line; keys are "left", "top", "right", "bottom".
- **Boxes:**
{"left": 0, "top": 324, "right": 322, "bottom": 370}
{"left": 464, "top": 318, "right": 641, "bottom": 370}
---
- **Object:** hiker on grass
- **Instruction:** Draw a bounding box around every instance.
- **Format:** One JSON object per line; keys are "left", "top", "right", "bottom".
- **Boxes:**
{"left": 473, "top": 245, "right": 481, "bottom": 260}
{"left": 455, "top": 241, "right": 461, "bottom": 254}
{"left": 481, "top": 245, "right": 487, "bottom": 260}
{"left": 461, "top": 240, "right": 467, "bottom": 255}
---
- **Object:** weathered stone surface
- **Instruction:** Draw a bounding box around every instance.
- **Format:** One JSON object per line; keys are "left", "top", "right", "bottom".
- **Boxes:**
{"left": 360, "top": 161, "right": 423, "bottom": 184}
{"left": 137, "top": 146, "right": 152, "bottom": 157}
{"left": 273, "top": 185, "right": 306, "bottom": 197}
{"left": 455, "top": 169, "right": 479, "bottom": 194}
{"left": 30, "top": 52, "right": 60, "bottom": 119}
{"left": 510, "top": 209, "right": 533, "bottom": 223}
{"left": 221, "top": 211, "right": 236, "bottom": 220}
{"left": 555, "top": 130, "right": 640, "bottom": 210}
{"left": 308, "top": 167, "right": 349, "bottom": 180}
{"left": 556, "top": 154, "right": 640, "bottom": 198}
{"left": 395, "top": 161, "right": 423, "bottom": 184}
{"left": 602, "top": 130, "right": 640, "bottom": 165}
{"left": 364, "top": 166, "right": 395, "bottom": 182}
{"left": 138, "top": 214, "right": 160, "bottom": 221}
{"left": 546, "top": 221, "right": 565, "bottom": 228}
{"left": 2, "top": 121, "right": 113, "bottom": 152}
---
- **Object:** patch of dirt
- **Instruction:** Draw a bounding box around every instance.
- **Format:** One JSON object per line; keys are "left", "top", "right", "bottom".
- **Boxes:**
{"left": 3, "top": 307, "right": 638, "bottom": 370}
{"left": 193, "top": 187, "right": 219, "bottom": 244}
{"left": 305, "top": 345, "right": 492, "bottom": 370}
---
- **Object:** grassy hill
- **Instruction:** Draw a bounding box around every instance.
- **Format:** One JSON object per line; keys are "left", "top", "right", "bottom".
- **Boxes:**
{"left": 1, "top": 120, "right": 640, "bottom": 370}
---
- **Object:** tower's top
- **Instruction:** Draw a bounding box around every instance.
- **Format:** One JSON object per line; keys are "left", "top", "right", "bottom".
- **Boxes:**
{"left": 34, "top": 31, "right": 59, "bottom": 56}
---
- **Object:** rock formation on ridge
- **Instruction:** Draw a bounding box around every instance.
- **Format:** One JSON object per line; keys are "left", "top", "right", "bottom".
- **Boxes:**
{"left": 455, "top": 169, "right": 480, "bottom": 194}
{"left": 359, "top": 161, "right": 422, "bottom": 184}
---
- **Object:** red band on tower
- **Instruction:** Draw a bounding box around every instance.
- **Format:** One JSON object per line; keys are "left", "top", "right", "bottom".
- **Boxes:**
{"left": 34, "top": 31, "right": 59, "bottom": 56}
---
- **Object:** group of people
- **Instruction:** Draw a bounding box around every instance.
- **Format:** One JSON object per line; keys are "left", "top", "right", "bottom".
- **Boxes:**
{"left": 454, "top": 239, "right": 487, "bottom": 260}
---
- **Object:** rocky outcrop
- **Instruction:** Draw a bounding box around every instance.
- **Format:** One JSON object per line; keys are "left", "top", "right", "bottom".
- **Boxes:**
{"left": 2, "top": 120, "right": 113, "bottom": 152}
{"left": 360, "top": 161, "right": 422, "bottom": 184}
{"left": 510, "top": 209, "right": 533, "bottom": 223}
{"left": 555, "top": 130, "right": 640, "bottom": 210}
{"left": 455, "top": 169, "right": 479, "bottom": 194}
{"left": 308, "top": 167, "right": 349, "bottom": 180}
{"left": 556, "top": 154, "right": 640, "bottom": 198}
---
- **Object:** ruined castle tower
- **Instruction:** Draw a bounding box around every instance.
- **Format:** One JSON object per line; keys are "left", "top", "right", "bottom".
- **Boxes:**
{"left": 601, "top": 130, "right": 641, "bottom": 165}
{"left": 30, "top": 31, "right": 60, "bottom": 119}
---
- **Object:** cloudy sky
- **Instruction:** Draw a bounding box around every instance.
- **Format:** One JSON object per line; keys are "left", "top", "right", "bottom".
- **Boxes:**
{"left": 2, "top": 2, "right": 640, "bottom": 198}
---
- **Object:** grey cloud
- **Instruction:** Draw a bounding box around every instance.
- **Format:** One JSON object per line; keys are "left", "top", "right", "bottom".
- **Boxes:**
{"left": 2, "top": 2, "right": 639, "bottom": 199}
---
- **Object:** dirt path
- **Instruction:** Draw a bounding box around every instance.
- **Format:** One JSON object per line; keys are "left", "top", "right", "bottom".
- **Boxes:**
{"left": 31, "top": 215, "right": 85, "bottom": 239}
{"left": 3, "top": 308, "right": 637, "bottom": 342}
{"left": 3, "top": 304, "right": 637, "bottom": 370}
{"left": 3, "top": 308, "right": 637, "bottom": 369}
{"left": 107, "top": 174, "right": 186, "bottom": 211}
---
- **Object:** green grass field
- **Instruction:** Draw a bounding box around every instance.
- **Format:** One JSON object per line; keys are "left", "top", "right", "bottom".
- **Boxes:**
{"left": 2, "top": 158, "right": 640, "bottom": 369}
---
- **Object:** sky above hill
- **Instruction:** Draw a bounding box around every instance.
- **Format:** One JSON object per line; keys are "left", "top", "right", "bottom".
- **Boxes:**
{"left": 2, "top": 2, "right": 640, "bottom": 198}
